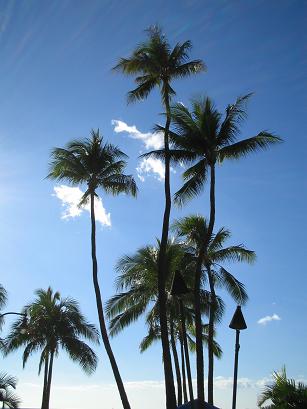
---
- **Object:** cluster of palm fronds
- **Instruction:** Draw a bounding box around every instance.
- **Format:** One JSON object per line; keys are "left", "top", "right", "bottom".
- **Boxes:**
{"left": 258, "top": 367, "right": 307, "bottom": 408}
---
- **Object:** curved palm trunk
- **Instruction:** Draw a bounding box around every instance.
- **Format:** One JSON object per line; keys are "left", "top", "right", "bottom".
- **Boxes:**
{"left": 157, "top": 93, "right": 177, "bottom": 409}
{"left": 41, "top": 353, "right": 49, "bottom": 409}
{"left": 180, "top": 300, "right": 194, "bottom": 406}
{"left": 45, "top": 350, "right": 54, "bottom": 409}
{"left": 206, "top": 165, "right": 216, "bottom": 405}
{"left": 195, "top": 163, "right": 216, "bottom": 408}
{"left": 90, "top": 193, "right": 131, "bottom": 409}
{"left": 179, "top": 332, "right": 188, "bottom": 403}
{"left": 170, "top": 319, "right": 182, "bottom": 406}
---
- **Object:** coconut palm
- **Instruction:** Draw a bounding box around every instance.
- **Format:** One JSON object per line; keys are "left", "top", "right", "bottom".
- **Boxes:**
{"left": 113, "top": 26, "right": 205, "bottom": 408}
{"left": 148, "top": 94, "right": 281, "bottom": 404}
{"left": 48, "top": 130, "right": 136, "bottom": 409}
{"left": 173, "top": 216, "right": 255, "bottom": 403}
{"left": 0, "top": 373, "right": 20, "bottom": 409}
{"left": 258, "top": 366, "right": 307, "bottom": 408}
{"left": 5, "top": 287, "right": 99, "bottom": 409}
{"left": 106, "top": 240, "right": 223, "bottom": 406}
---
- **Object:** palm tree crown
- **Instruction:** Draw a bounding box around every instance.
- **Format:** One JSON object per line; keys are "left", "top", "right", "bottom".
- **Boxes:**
{"left": 258, "top": 366, "right": 307, "bottom": 408}
{"left": 48, "top": 129, "right": 137, "bottom": 202}
{"left": 113, "top": 25, "right": 205, "bottom": 105}
{"left": 149, "top": 94, "right": 282, "bottom": 205}
{"left": 172, "top": 215, "right": 255, "bottom": 305}
{"left": 6, "top": 287, "right": 99, "bottom": 374}
{"left": 0, "top": 373, "right": 20, "bottom": 409}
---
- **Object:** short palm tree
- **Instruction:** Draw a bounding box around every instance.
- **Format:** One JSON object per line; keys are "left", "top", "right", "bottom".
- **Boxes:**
{"left": 106, "top": 240, "right": 223, "bottom": 407}
{"left": 149, "top": 94, "right": 281, "bottom": 404}
{"left": 48, "top": 130, "right": 137, "bottom": 409}
{"left": 5, "top": 287, "right": 99, "bottom": 409}
{"left": 0, "top": 373, "right": 20, "bottom": 408}
{"left": 258, "top": 366, "right": 307, "bottom": 408}
{"left": 114, "top": 26, "right": 205, "bottom": 409}
{"left": 173, "top": 215, "right": 255, "bottom": 403}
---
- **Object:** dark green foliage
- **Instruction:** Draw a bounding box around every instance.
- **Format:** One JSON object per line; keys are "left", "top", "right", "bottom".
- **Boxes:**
{"left": 258, "top": 367, "right": 307, "bottom": 408}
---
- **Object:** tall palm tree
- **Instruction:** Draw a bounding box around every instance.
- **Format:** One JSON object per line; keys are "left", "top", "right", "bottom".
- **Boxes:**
{"left": 48, "top": 130, "right": 136, "bottom": 409}
{"left": 173, "top": 216, "right": 255, "bottom": 403}
{"left": 258, "top": 366, "right": 307, "bottom": 408}
{"left": 148, "top": 94, "right": 281, "bottom": 404}
{"left": 5, "top": 287, "right": 98, "bottom": 409}
{"left": 113, "top": 26, "right": 205, "bottom": 408}
{"left": 0, "top": 373, "right": 20, "bottom": 409}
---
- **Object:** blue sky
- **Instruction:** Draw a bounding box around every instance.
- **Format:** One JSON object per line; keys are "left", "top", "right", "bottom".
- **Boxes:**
{"left": 0, "top": 1, "right": 306, "bottom": 408}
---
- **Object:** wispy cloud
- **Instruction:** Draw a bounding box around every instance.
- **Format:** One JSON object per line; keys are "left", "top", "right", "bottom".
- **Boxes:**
{"left": 53, "top": 185, "right": 111, "bottom": 227}
{"left": 112, "top": 119, "right": 165, "bottom": 182}
{"left": 257, "top": 313, "right": 281, "bottom": 326}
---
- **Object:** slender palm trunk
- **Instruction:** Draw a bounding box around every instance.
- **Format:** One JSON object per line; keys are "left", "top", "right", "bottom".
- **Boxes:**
{"left": 157, "top": 92, "right": 177, "bottom": 409}
{"left": 170, "top": 319, "right": 182, "bottom": 406}
{"left": 45, "top": 350, "right": 54, "bottom": 409}
{"left": 180, "top": 333, "right": 188, "bottom": 403}
{"left": 207, "top": 268, "right": 217, "bottom": 404}
{"left": 179, "top": 300, "right": 194, "bottom": 405}
{"left": 195, "top": 163, "right": 216, "bottom": 408}
{"left": 90, "top": 193, "right": 131, "bottom": 409}
{"left": 206, "top": 165, "right": 216, "bottom": 405}
{"left": 41, "top": 353, "right": 49, "bottom": 409}
{"left": 194, "top": 246, "right": 206, "bottom": 407}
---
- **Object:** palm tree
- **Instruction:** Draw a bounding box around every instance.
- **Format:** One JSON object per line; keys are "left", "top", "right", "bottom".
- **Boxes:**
{"left": 113, "top": 26, "right": 205, "bottom": 408}
{"left": 48, "top": 130, "right": 137, "bottom": 409}
{"left": 258, "top": 366, "right": 307, "bottom": 408}
{"left": 0, "top": 285, "right": 8, "bottom": 351}
{"left": 173, "top": 216, "right": 255, "bottom": 403}
{"left": 148, "top": 94, "right": 281, "bottom": 404}
{"left": 0, "top": 373, "right": 20, "bottom": 409}
{"left": 5, "top": 287, "right": 99, "bottom": 409}
{"left": 106, "top": 240, "right": 223, "bottom": 406}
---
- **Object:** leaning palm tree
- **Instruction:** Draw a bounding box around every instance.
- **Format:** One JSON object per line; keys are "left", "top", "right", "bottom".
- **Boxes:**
{"left": 0, "top": 373, "right": 20, "bottom": 408}
{"left": 173, "top": 216, "right": 255, "bottom": 403}
{"left": 148, "top": 94, "right": 281, "bottom": 404}
{"left": 258, "top": 366, "right": 307, "bottom": 408}
{"left": 114, "top": 26, "right": 205, "bottom": 409}
{"left": 5, "top": 287, "right": 99, "bottom": 409}
{"left": 48, "top": 130, "right": 136, "bottom": 409}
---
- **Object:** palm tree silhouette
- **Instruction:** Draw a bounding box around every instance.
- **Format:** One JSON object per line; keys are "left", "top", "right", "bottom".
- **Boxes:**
{"left": 0, "top": 373, "right": 20, "bottom": 409}
{"left": 106, "top": 240, "right": 222, "bottom": 406}
{"left": 173, "top": 215, "right": 255, "bottom": 403}
{"left": 147, "top": 94, "right": 281, "bottom": 404}
{"left": 258, "top": 366, "right": 307, "bottom": 408}
{"left": 48, "top": 130, "right": 137, "bottom": 409}
{"left": 5, "top": 287, "right": 98, "bottom": 409}
{"left": 114, "top": 26, "right": 205, "bottom": 408}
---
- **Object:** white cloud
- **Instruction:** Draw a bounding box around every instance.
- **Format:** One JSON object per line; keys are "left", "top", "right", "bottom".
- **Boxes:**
{"left": 136, "top": 157, "right": 165, "bottom": 181}
{"left": 112, "top": 119, "right": 166, "bottom": 182}
{"left": 112, "top": 119, "right": 163, "bottom": 150}
{"left": 257, "top": 313, "right": 281, "bottom": 326}
{"left": 53, "top": 185, "right": 111, "bottom": 227}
